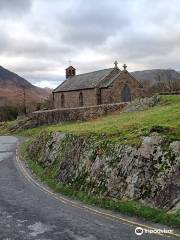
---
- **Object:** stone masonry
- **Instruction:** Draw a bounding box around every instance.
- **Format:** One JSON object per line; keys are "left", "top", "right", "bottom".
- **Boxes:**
{"left": 53, "top": 62, "right": 144, "bottom": 109}
{"left": 29, "top": 102, "right": 127, "bottom": 126}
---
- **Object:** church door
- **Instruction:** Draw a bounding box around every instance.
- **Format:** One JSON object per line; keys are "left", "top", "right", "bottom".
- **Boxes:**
{"left": 121, "top": 84, "right": 131, "bottom": 102}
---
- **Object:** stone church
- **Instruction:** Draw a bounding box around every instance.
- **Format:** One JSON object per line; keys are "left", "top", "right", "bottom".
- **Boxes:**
{"left": 53, "top": 61, "right": 144, "bottom": 109}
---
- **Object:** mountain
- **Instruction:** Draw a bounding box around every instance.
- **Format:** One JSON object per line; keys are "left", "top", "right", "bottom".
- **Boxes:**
{"left": 0, "top": 66, "right": 52, "bottom": 107}
{"left": 131, "top": 69, "right": 180, "bottom": 90}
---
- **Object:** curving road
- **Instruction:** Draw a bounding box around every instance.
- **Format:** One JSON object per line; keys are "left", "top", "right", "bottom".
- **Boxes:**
{"left": 0, "top": 136, "right": 179, "bottom": 240}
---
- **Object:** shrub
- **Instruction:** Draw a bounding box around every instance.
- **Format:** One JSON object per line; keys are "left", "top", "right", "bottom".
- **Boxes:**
{"left": 0, "top": 105, "right": 18, "bottom": 122}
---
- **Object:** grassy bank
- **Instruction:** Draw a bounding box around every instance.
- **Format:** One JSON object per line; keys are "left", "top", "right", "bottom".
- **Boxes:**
{"left": 20, "top": 140, "right": 180, "bottom": 228}
{"left": 0, "top": 121, "right": 14, "bottom": 136}
{"left": 16, "top": 96, "right": 180, "bottom": 145}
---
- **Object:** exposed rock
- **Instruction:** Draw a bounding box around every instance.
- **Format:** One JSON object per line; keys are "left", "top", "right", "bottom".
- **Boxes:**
{"left": 28, "top": 132, "right": 180, "bottom": 210}
{"left": 9, "top": 117, "right": 39, "bottom": 132}
{"left": 170, "top": 141, "right": 180, "bottom": 155}
{"left": 123, "top": 95, "right": 160, "bottom": 112}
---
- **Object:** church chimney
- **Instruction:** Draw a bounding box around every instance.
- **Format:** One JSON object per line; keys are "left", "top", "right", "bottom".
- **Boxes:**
{"left": 65, "top": 66, "right": 76, "bottom": 79}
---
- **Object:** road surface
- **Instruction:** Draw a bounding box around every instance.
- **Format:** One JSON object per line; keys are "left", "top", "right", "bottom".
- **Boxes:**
{"left": 0, "top": 136, "right": 179, "bottom": 240}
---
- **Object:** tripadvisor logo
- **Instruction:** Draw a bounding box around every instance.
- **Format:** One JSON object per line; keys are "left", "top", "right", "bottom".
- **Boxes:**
{"left": 135, "top": 227, "right": 173, "bottom": 236}
{"left": 135, "top": 227, "right": 143, "bottom": 235}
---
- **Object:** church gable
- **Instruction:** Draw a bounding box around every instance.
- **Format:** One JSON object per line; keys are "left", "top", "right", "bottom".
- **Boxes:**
{"left": 100, "top": 68, "right": 144, "bottom": 104}
{"left": 99, "top": 70, "right": 142, "bottom": 89}
{"left": 109, "top": 71, "right": 143, "bottom": 102}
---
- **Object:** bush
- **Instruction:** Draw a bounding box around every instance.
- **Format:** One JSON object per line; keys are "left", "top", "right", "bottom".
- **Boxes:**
{"left": 150, "top": 125, "right": 170, "bottom": 133}
{"left": 0, "top": 105, "right": 18, "bottom": 122}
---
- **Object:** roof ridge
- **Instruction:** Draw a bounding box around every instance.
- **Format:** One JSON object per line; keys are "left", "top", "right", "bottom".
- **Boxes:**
{"left": 97, "top": 68, "right": 121, "bottom": 87}
{"left": 53, "top": 68, "right": 116, "bottom": 92}
{"left": 74, "top": 68, "right": 113, "bottom": 77}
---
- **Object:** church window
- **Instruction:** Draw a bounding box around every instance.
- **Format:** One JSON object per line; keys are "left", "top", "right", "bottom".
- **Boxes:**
{"left": 79, "top": 92, "right": 83, "bottom": 107}
{"left": 96, "top": 88, "right": 101, "bottom": 105}
{"left": 61, "top": 93, "right": 65, "bottom": 108}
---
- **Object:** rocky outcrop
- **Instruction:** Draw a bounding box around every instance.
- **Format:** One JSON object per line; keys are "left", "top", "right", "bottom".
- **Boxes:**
{"left": 28, "top": 131, "right": 180, "bottom": 210}
{"left": 9, "top": 117, "right": 39, "bottom": 132}
{"left": 123, "top": 95, "right": 160, "bottom": 112}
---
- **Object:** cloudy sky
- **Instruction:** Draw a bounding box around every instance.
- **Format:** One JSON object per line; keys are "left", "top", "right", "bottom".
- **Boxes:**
{"left": 0, "top": 0, "right": 180, "bottom": 88}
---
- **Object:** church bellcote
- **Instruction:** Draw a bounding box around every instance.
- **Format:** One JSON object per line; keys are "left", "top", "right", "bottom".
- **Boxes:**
{"left": 65, "top": 66, "right": 76, "bottom": 79}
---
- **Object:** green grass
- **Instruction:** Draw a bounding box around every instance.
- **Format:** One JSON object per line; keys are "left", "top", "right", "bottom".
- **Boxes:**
{"left": 16, "top": 96, "right": 180, "bottom": 145}
{"left": 0, "top": 121, "right": 15, "bottom": 136}
{"left": 20, "top": 140, "right": 180, "bottom": 228}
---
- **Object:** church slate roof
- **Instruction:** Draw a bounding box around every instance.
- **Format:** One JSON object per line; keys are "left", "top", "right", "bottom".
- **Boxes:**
{"left": 53, "top": 68, "right": 120, "bottom": 92}
{"left": 98, "top": 70, "right": 143, "bottom": 88}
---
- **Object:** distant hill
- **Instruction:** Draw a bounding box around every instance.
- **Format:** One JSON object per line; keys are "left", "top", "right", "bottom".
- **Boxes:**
{"left": 0, "top": 66, "right": 52, "bottom": 107}
{"left": 131, "top": 69, "right": 180, "bottom": 92}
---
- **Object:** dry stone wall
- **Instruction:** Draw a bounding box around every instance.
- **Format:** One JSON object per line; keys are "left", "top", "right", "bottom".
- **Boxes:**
{"left": 28, "top": 103, "right": 127, "bottom": 126}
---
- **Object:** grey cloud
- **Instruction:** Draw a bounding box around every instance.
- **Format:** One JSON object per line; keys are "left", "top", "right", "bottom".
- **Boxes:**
{"left": 0, "top": 30, "right": 75, "bottom": 59}
{"left": 10, "top": 61, "right": 56, "bottom": 74}
{"left": 112, "top": 32, "right": 180, "bottom": 60}
{"left": 0, "top": 0, "right": 180, "bottom": 88}
{"left": 22, "top": 72, "right": 63, "bottom": 85}
{"left": 58, "top": 0, "right": 130, "bottom": 47}
{"left": 0, "top": 0, "right": 32, "bottom": 16}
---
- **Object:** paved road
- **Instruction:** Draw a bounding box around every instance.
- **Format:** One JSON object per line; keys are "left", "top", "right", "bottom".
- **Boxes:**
{"left": 0, "top": 136, "right": 179, "bottom": 240}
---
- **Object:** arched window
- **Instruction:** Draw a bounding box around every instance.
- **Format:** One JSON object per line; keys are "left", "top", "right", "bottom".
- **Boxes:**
{"left": 61, "top": 93, "right": 65, "bottom": 108}
{"left": 96, "top": 88, "right": 101, "bottom": 105}
{"left": 79, "top": 92, "right": 83, "bottom": 107}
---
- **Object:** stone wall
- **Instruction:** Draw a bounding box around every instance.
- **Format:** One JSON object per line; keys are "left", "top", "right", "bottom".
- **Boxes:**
{"left": 28, "top": 131, "right": 180, "bottom": 210}
{"left": 29, "top": 102, "right": 127, "bottom": 126}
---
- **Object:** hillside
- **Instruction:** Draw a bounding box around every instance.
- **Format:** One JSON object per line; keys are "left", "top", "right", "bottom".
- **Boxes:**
{"left": 131, "top": 69, "right": 180, "bottom": 91}
{"left": 0, "top": 66, "right": 51, "bottom": 106}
